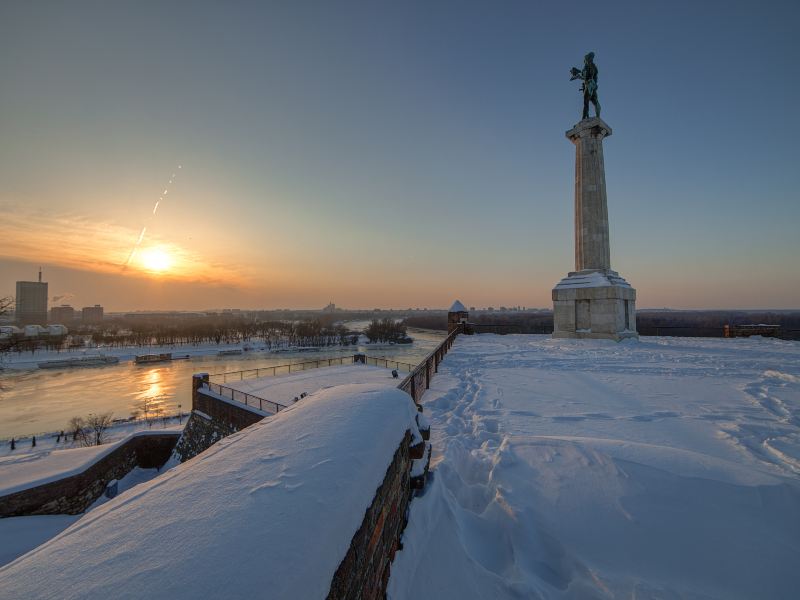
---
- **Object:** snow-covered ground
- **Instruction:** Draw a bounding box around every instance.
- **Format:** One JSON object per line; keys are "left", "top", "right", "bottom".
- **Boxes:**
{"left": 389, "top": 335, "right": 800, "bottom": 600}
{"left": 224, "top": 364, "right": 402, "bottom": 405}
{"left": 2, "top": 413, "right": 186, "bottom": 450}
{"left": 0, "top": 383, "right": 422, "bottom": 599}
{"left": 0, "top": 466, "right": 162, "bottom": 567}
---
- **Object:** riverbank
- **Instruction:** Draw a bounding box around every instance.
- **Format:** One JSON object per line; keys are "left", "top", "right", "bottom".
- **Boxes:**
{"left": 0, "top": 340, "right": 360, "bottom": 371}
{"left": 0, "top": 334, "right": 430, "bottom": 371}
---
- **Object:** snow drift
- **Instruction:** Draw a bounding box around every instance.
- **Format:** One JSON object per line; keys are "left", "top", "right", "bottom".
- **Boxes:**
{"left": 389, "top": 334, "right": 800, "bottom": 600}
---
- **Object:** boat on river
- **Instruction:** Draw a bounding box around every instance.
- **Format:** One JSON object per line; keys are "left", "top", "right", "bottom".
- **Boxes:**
{"left": 38, "top": 355, "right": 120, "bottom": 369}
{"left": 218, "top": 349, "right": 243, "bottom": 356}
{"left": 134, "top": 353, "right": 174, "bottom": 364}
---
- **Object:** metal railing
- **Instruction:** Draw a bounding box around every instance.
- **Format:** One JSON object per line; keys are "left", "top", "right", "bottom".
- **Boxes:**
{"left": 205, "top": 381, "right": 289, "bottom": 414}
{"left": 208, "top": 355, "right": 358, "bottom": 383}
{"left": 363, "top": 356, "right": 416, "bottom": 373}
{"left": 205, "top": 353, "right": 419, "bottom": 414}
{"left": 398, "top": 327, "right": 460, "bottom": 403}
{"left": 202, "top": 331, "right": 460, "bottom": 416}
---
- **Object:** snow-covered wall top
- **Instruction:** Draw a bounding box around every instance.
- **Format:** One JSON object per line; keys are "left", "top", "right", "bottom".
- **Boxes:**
{"left": 0, "top": 429, "right": 182, "bottom": 497}
{"left": 0, "top": 383, "right": 422, "bottom": 600}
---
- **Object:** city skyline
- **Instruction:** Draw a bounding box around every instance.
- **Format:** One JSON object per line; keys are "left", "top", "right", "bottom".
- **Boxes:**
{"left": 2, "top": 1, "right": 799, "bottom": 311}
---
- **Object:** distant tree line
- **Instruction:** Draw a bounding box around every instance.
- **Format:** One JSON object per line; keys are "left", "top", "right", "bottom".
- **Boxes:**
{"left": 0, "top": 316, "right": 360, "bottom": 354}
{"left": 364, "top": 318, "right": 410, "bottom": 343}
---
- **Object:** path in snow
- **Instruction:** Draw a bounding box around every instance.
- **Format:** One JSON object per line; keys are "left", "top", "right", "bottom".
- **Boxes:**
{"left": 389, "top": 335, "right": 800, "bottom": 600}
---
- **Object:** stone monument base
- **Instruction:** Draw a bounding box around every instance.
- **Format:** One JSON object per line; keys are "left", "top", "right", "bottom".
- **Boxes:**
{"left": 552, "top": 270, "right": 638, "bottom": 341}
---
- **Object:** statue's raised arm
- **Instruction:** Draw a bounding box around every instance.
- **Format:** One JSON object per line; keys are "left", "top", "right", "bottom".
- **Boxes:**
{"left": 570, "top": 52, "right": 601, "bottom": 120}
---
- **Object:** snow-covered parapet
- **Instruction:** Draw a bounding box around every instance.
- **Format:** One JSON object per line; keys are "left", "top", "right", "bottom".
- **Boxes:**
{"left": 0, "top": 383, "right": 423, "bottom": 600}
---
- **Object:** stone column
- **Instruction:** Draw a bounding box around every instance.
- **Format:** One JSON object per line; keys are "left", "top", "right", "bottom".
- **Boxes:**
{"left": 567, "top": 118, "right": 611, "bottom": 273}
{"left": 551, "top": 118, "right": 638, "bottom": 341}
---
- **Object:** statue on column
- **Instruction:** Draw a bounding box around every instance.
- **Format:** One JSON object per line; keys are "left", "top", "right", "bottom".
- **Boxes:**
{"left": 570, "top": 52, "right": 600, "bottom": 120}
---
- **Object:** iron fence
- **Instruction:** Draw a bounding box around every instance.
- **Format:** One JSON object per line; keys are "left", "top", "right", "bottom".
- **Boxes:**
{"left": 398, "top": 327, "right": 460, "bottom": 401}
{"left": 363, "top": 356, "right": 416, "bottom": 372}
{"left": 205, "top": 381, "right": 289, "bottom": 414}
{"left": 203, "top": 330, "right": 460, "bottom": 416}
{"left": 209, "top": 355, "right": 357, "bottom": 383}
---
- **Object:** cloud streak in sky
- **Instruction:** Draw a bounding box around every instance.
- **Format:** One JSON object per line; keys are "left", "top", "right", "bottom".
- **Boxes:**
{"left": 0, "top": 203, "right": 250, "bottom": 288}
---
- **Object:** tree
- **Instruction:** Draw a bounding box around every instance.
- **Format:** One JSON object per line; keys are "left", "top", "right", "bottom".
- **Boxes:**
{"left": 68, "top": 412, "right": 113, "bottom": 446}
{"left": 364, "top": 318, "right": 408, "bottom": 343}
{"left": 85, "top": 412, "right": 113, "bottom": 446}
{"left": 69, "top": 416, "right": 86, "bottom": 443}
{"left": 0, "top": 296, "right": 11, "bottom": 316}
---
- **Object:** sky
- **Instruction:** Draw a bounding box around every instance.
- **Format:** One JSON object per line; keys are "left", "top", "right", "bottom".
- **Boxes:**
{"left": 1, "top": 0, "right": 798, "bottom": 311}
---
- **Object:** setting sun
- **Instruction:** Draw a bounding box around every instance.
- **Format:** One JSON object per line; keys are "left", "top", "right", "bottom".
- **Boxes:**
{"left": 138, "top": 247, "right": 173, "bottom": 273}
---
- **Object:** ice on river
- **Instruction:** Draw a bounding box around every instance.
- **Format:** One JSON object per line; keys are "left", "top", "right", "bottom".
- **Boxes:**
{"left": 389, "top": 334, "right": 800, "bottom": 600}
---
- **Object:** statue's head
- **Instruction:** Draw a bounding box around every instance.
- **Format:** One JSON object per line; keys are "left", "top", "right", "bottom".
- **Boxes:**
{"left": 584, "top": 52, "right": 595, "bottom": 64}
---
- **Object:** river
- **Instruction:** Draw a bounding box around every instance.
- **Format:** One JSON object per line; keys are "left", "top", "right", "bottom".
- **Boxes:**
{"left": 0, "top": 328, "right": 445, "bottom": 440}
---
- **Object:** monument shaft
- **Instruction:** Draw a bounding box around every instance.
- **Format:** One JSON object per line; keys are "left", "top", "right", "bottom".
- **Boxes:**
{"left": 551, "top": 117, "right": 638, "bottom": 341}
{"left": 568, "top": 119, "right": 611, "bottom": 272}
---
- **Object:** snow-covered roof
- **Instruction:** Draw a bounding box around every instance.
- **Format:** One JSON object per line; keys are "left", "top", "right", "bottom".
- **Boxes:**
{"left": 449, "top": 300, "right": 467, "bottom": 313}
{"left": 0, "top": 384, "right": 421, "bottom": 600}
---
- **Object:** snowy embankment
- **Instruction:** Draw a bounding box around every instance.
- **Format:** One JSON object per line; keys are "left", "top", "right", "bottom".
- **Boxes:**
{"left": 0, "top": 427, "right": 182, "bottom": 497}
{"left": 389, "top": 335, "right": 800, "bottom": 600}
{"left": 1, "top": 341, "right": 245, "bottom": 369}
{"left": 0, "top": 383, "right": 421, "bottom": 600}
{"left": 0, "top": 338, "right": 364, "bottom": 370}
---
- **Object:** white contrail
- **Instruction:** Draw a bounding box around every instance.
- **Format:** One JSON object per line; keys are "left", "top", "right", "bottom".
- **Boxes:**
{"left": 122, "top": 167, "right": 182, "bottom": 269}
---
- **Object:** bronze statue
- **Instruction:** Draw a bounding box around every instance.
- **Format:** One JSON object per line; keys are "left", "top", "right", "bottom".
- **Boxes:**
{"left": 570, "top": 52, "right": 600, "bottom": 120}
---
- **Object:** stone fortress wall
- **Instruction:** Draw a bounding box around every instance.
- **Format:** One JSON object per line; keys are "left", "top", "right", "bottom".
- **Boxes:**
{"left": 0, "top": 432, "right": 178, "bottom": 517}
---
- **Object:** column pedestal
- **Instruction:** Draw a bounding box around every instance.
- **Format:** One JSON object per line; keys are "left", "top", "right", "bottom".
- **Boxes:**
{"left": 552, "top": 270, "right": 637, "bottom": 341}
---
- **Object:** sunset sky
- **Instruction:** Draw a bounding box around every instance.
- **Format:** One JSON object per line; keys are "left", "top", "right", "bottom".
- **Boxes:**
{"left": 1, "top": 1, "right": 798, "bottom": 311}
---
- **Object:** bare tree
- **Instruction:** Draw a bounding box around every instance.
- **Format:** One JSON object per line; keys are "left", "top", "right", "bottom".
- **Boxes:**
{"left": 139, "top": 397, "right": 154, "bottom": 427}
{"left": 69, "top": 416, "right": 86, "bottom": 444}
{"left": 68, "top": 413, "right": 113, "bottom": 446}
{"left": 85, "top": 412, "right": 113, "bottom": 446}
{"left": 0, "top": 296, "right": 11, "bottom": 316}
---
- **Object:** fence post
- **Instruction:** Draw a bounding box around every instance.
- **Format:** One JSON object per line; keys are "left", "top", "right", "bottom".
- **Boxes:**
{"left": 426, "top": 358, "right": 432, "bottom": 389}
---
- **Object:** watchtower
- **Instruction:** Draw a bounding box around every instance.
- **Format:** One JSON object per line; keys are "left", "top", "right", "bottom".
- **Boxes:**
{"left": 447, "top": 300, "right": 469, "bottom": 334}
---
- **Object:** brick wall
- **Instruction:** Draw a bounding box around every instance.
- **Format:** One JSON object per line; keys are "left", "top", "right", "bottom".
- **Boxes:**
{"left": 327, "top": 430, "right": 417, "bottom": 600}
{"left": 0, "top": 433, "right": 178, "bottom": 517}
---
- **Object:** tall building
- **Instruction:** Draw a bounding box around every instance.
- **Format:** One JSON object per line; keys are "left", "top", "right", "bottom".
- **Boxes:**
{"left": 15, "top": 270, "right": 48, "bottom": 325}
{"left": 82, "top": 304, "right": 104, "bottom": 323}
{"left": 50, "top": 305, "right": 75, "bottom": 323}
